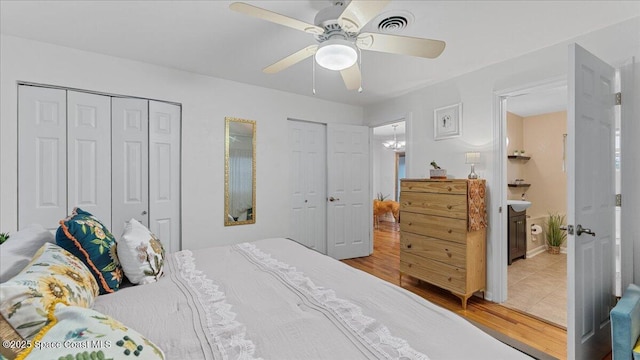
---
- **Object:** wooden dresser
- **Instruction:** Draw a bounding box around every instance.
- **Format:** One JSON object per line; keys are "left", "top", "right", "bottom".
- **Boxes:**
{"left": 399, "top": 179, "right": 487, "bottom": 309}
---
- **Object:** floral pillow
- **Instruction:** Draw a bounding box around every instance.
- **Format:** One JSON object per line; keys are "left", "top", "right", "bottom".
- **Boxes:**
{"left": 20, "top": 302, "right": 165, "bottom": 359}
{"left": 0, "top": 243, "right": 98, "bottom": 340}
{"left": 117, "top": 219, "right": 165, "bottom": 285}
{"left": 56, "top": 208, "right": 123, "bottom": 294}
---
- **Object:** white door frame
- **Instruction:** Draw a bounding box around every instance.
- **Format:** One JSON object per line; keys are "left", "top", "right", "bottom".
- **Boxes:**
{"left": 619, "top": 57, "right": 637, "bottom": 292}
{"left": 492, "top": 77, "right": 567, "bottom": 303}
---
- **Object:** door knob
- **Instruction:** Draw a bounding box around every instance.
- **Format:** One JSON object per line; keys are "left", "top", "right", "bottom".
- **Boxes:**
{"left": 576, "top": 224, "right": 595, "bottom": 237}
{"left": 141, "top": 210, "right": 147, "bottom": 215}
{"left": 328, "top": 197, "right": 340, "bottom": 202}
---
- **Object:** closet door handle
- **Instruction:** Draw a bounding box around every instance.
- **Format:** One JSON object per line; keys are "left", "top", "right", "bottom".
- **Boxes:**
{"left": 141, "top": 210, "right": 148, "bottom": 215}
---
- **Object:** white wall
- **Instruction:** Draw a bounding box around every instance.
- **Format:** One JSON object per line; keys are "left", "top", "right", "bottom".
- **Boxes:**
{"left": 0, "top": 35, "right": 363, "bottom": 250}
{"left": 364, "top": 17, "right": 640, "bottom": 300}
{"left": 372, "top": 138, "right": 398, "bottom": 201}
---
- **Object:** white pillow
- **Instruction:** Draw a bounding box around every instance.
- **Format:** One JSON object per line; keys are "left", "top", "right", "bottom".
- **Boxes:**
{"left": 117, "top": 219, "right": 166, "bottom": 285}
{"left": 0, "top": 224, "right": 54, "bottom": 282}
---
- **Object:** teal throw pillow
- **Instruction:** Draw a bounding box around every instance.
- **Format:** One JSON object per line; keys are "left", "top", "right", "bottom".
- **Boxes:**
{"left": 56, "top": 208, "right": 122, "bottom": 294}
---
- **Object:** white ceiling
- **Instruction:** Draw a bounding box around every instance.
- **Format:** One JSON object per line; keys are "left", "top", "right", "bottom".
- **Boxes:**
{"left": 1, "top": 1, "right": 638, "bottom": 107}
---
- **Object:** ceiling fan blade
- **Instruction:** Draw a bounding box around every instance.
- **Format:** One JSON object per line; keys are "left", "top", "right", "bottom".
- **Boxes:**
{"left": 340, "top": 63, "right": 362, "bottom": 91}
{"left": 339, "top": 0, "right": 390, "bottom": 32}
{"left": 263, "top": 45, "right": 318, "bottom": 74}
{"left": 229, "top": 2, "right": 324, "bottom": 34}
{"left": 357, "top": 32, "right": 446, "bottom": 59}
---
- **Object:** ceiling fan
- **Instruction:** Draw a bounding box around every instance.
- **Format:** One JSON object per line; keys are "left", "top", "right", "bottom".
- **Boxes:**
{"left": 229, "top": 1, "right": 446, "bottom": 92}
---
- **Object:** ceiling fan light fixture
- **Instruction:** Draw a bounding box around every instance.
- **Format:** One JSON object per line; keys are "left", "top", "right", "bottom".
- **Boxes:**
{"left": 315, "top": 39, "right": 358, "bottom": 71}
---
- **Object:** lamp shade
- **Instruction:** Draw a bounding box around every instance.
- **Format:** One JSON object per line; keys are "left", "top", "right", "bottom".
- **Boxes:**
{"left": 315, "top": 39, "right": 358, "bottom": 71}
{"left": 465, "top": 152, "right": 480, "bottom": 164}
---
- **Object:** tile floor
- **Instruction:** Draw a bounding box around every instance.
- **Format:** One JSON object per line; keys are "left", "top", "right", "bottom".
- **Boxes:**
{"left": 503, "top": 251, "right": 567, "bottom": 328}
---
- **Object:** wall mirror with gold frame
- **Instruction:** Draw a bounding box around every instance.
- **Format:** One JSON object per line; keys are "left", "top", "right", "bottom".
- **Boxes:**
{"left": 225, "top": 117, "right": 256, "bottom": 226}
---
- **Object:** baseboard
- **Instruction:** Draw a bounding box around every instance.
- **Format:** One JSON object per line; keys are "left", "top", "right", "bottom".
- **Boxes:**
{"left": 526, "top": 245, "right": 547, "bottom": 258}
{"left": 526, "top": 245, "right": 567, "bottom": 258}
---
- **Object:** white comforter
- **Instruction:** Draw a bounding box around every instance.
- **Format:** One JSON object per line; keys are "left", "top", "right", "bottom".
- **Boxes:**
{"left": 94, "top": 238, "right": 532, "bottom": 359}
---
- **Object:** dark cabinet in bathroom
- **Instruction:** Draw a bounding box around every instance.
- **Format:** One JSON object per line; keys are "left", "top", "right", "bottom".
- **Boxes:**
{"left": 508, "top": 206, "right": 527, "bottom": 265}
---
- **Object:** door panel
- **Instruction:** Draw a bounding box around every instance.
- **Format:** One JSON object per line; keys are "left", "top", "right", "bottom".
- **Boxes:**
{"left": 289, "top": 120, "right": 327, "bottom": 254}
{"left": 567, "top": 43, "right": 615, "bottom": 359}
{"left": 67, "top": 91, "right": 111, "bottom": 227}
{"left": 149, "top": 101, "right": 181, "bottom": 253}
{"left": 327, "top": 124, "right": 370, "bottom": 260}
{"left": 112, "top": 98, "right": 149, "bottom": 239}
{"left": 18, "top": 86, "right": 67, "bottom": 230}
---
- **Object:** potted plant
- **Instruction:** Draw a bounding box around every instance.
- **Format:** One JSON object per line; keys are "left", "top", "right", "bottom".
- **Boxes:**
{"left": 0, "top": 232, "right": 9, "bottom": 245}
{"left": 546, "top": 213, "right": 566, "bottom": 254}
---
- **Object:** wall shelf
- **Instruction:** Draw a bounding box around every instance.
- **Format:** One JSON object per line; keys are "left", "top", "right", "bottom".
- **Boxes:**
{"left": 508, "top": 183, "right": 531, "bottom": 188}
{"left": 507, "top": 155, "right": 531, "bottom": 161}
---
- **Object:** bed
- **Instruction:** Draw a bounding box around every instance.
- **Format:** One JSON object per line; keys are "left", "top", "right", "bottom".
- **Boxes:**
{"left": 1, "top": 219, "right": 532, "bottom": 359}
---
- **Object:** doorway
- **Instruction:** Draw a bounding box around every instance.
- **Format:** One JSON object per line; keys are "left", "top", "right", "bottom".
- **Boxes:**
{"left": 498, "top": 78, "right": 622, "bottom": 329}
{"left": 372, "top": 120, "right": 405, "bottom": 228}
{"left": 502, "top": 85, "right": 569, "bottom": 327}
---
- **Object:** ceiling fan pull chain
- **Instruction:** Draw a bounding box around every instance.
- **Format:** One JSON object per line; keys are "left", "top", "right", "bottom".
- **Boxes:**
{"left": 312, "top": 54, "right": 316, "bottom": 95}
{"left": 358, "top": 47, "right": 363, "bottom": 93}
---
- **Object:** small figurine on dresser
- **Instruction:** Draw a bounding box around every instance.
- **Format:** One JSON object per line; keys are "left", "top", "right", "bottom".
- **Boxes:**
{"left": 429, "top": 161, "right": 447, "bottom": 179}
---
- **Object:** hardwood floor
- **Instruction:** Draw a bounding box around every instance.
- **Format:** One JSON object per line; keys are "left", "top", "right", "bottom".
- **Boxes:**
{"left": 342, "top": 220, "right": 567, "bottom": 360}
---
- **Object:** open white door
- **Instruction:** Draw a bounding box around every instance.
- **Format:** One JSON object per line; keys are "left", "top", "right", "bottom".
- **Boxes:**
{"left": 567, "top": 43, "right": 616, "bottom": 360}
{"left": 326, "top": 124, "right": 371, "bottom": 260}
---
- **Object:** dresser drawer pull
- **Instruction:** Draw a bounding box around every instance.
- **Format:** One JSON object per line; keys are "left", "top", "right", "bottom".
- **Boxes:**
{"left": 447, "top": 186, "right": 452, "bottom": 191}
{"left": 407, "top": 201, "right": 412, "bottom": 205}
{"left": 447, "top": 205, "right": 453, "bottom": 210}
{"left": 445, "top": 249, "right": 452, "bottom": 258}
{"left": 408, "top": 222, "right": 413, "bottom": 226}
{"left": 407, "top": 244, "right": 412, "bottom": 249}
{"left": 447, "top": 229, "right": 453, "bottom": 234}
{"left": 448, "top": 277, "right": 452, "bottom": 282}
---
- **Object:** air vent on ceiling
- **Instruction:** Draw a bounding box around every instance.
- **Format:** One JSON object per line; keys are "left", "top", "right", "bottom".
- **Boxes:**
{"left": 375, "top": 11, "right": 413, "bottom": 33}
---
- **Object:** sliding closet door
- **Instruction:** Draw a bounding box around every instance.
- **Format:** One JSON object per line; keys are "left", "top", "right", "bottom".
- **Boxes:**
{"left": 18, "top": 86, "right": 67, "bottom": 230}
{"left": 149, "top": 101, "right": 181, "bottom": 253}
{"left": 67, "top": 91, "right": 112, "bottom": 227}
{"left": 111, "top": 98, "right": 149, "bottom": 239}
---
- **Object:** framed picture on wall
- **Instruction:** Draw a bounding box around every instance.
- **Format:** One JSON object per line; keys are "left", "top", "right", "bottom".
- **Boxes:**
{"left": 434, "top": 103, "right": 462, "bottom": 140}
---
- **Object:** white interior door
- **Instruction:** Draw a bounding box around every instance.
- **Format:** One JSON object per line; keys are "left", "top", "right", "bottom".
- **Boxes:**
{"left": 327, "top": 124, "right": 371, "bottom": 260}
{"left": 18, "top": 86, "right": 67, "bottom": 230}
{"left": 567, "top": 43, "right": 616, "bottom": 360}
{"left": 149, "top": 100, "right": 181, "bottom": 253}
{"left": 288, "top": 120, "right": 327, "bottom": 254}
{"left": 111, "top": 98, "right": 149, "bottom": 239}
{"left": 67, "top": 91, "right": 111, "bottom": 227}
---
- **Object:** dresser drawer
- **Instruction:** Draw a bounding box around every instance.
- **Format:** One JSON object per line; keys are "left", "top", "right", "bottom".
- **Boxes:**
{"left": 400, "top": 192, "right": 467, "bottom": 220}
{"left": 400, "top": 212, "right": 468, "bottom": 244}
{"left": 401, "top": 180, "right": 467, "bottom": 195}
{"left": 400, "top": 253, "right": 466, "bottom": 294}
{"left": 400, "top": 232, "right": 466, "bottom": 268}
